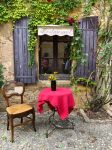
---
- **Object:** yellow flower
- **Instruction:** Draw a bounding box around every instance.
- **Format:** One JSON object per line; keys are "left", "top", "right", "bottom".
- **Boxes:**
{"left": 48, "top": 72, "right": 58, "bottom": 81}
{"left": 54, "top": 72, "right": 58, "bottom": 75}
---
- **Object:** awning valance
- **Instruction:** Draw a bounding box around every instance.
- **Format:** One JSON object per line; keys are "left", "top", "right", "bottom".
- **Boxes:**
{"left": 38, "top": 25, "right": 74, "bottom": 37}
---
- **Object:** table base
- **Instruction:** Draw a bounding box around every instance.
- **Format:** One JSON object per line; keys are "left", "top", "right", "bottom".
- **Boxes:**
{"left": 46, "top": 110, "right": 75, "bottom": 138}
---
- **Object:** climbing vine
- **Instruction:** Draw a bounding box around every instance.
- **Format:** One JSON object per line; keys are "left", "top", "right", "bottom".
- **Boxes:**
{"left": 28, "top": 1, "right": 57, "bottom": 65}
{"left": 83, "top": 0, "right": 97, "bottom": 16}
{"left": 0, "top": 64, "right": 5, "bottom": 87}
{"left": 0, "top": 0, "right": 82, "bottom": 66}
{"left": 70, "top": 20, "right": 85, "bottom": 80}
{"left": 0, "top": 0, "right": 28, "bottom": 22}
{"left": 83, "top": 0, "right": 112, "bottom": 111}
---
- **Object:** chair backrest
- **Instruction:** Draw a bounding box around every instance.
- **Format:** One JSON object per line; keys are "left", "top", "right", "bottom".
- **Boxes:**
{"left": 1, "top": 80, "right": 25, "bottom": 107}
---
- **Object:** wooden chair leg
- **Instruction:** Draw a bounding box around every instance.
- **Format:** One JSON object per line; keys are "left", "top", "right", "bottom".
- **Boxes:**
{"left": 32, "top": 110, "right": 36, "bottom": 132}
{"left": 21, "top": 117, "right": 23, "bottom": 123}
{"left": 10, "top": 117, "right": 14, "bottom": 143}
{"left": 7, "top": 114, "right": 9, "bottom": 130}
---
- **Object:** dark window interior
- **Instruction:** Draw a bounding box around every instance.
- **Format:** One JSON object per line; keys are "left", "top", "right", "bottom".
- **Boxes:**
{"left": 39, "top": 35, "right": 72, "bottom": 80}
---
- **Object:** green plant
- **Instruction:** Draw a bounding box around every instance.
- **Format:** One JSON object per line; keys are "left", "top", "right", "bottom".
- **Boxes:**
{"left": 0, "top": 0, "right": 28, "bottom": 23}
{"left": 75, "top": 77, "right": 96, "bottom": 87}
{"left": 1, "top": 134, "right": 7, "bottom": 141}
{"left": 0, "top": 0, "right": 82, "bottom": 66}
{"left": 70, "top": 21, "right": 85, "bottom": 62}
{"left": 81, "top": 0, "right": 112, "bottom": 112}
{"left": 70, "top": 20, "right": 86, "bottom": 79}
{"left": 0, "top": 64, "right": 5, "bottom": 88}
{"left": 71, "top": 76, "right": 96, "bottom": 95}
{"left": 83, "top": 0, "right": 97, "bottom": 16}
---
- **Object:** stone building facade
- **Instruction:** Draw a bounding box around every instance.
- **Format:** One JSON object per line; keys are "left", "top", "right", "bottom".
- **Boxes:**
{"left": 0, "top": 22, "right": 73, "bottom": 111}
{"left": 0, "top": 7, "right": 99, "bottom": 111}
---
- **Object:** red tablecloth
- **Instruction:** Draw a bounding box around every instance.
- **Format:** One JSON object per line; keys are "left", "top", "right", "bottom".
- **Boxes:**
{"left": 37, "top": 87, "right": 75, "bottom": 120}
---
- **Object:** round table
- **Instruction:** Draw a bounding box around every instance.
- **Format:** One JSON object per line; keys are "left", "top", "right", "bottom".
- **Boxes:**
{"left": 37, "top": 87, "right": 75, "bottom": 120}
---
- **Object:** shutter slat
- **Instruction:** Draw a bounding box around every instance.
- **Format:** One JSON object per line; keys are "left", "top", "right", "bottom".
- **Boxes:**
{"left": 76, "top": 16, "right": 98, "bottom": 79}
{"left": 13, "top": 17, "right": 37, "bottom": 84}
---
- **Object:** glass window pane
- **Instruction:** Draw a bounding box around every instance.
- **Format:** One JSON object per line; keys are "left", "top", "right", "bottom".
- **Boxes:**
{"left": 41, "top": 42, "right": 53, "bottom": 74}
{"left": 41, "top": 42, "right": 53, "bottom": 58}
{"left": 58, "top": 42, "right": 71, "bottom": 74}
{"left": 58, "top": 42, "right": 67, "bottom": 58}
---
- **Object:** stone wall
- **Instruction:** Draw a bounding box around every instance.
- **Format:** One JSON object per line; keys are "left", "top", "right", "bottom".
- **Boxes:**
{"left": 0, "top": 22, "right": 15, "bottom": 111}
{"left": 0, "top": 22, "right": 14, "bottom": 81}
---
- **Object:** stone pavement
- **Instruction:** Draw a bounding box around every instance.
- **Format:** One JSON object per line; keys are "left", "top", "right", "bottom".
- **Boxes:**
{"left": 0, "top": 111, "right": 112, "bottom": 150}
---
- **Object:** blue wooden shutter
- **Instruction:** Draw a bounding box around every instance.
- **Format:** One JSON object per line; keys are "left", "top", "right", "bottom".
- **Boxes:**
{"left": 76, "top": 16, "right": 98, "bottom": 79}
{"left": 13, "top": 18, "right": 37, "bottom": 83}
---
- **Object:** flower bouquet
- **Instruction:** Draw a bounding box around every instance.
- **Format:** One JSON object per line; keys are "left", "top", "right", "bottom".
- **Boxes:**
{"left": 48, "top": 72, "right": 57, "bottom": 91}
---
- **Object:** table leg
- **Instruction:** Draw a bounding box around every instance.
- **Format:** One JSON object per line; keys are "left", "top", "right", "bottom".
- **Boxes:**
{"left": 46, "top": 109, "right": 56, "bottom": 138}
{"left": 46, "top": 110, "right": 75, "bottom": 138}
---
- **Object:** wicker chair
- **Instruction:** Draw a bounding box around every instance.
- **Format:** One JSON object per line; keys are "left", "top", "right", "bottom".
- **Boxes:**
{"left": 1, "top": 80, "right": 36, "bottom": 142}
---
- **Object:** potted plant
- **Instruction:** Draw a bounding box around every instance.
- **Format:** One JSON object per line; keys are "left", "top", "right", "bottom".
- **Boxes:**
{"left": 48, "top": 72, "right": 57, "bottom": 91}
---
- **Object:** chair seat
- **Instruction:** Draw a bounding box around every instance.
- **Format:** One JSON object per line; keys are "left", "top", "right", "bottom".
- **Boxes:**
{"left": 6, "top": 104, "right": 33, "bottom": 115}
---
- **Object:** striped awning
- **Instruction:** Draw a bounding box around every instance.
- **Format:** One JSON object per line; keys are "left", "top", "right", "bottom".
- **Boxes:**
{"left": 38, "top": 25, "right": 74, "bottom": 36}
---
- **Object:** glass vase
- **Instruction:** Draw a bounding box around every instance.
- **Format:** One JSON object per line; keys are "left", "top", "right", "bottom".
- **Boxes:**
{"left": 51, "top": 80, "right": 56, "bottom": 91}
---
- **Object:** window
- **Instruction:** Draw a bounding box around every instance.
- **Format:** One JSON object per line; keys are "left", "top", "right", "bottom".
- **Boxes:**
{"left": 39, "top": 35, "right": 72, "bottom": 80}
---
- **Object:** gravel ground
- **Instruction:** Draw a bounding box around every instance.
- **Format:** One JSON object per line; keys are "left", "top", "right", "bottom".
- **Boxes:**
{"left": 0, "top": 111, "right": 112, "bottom": 150}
